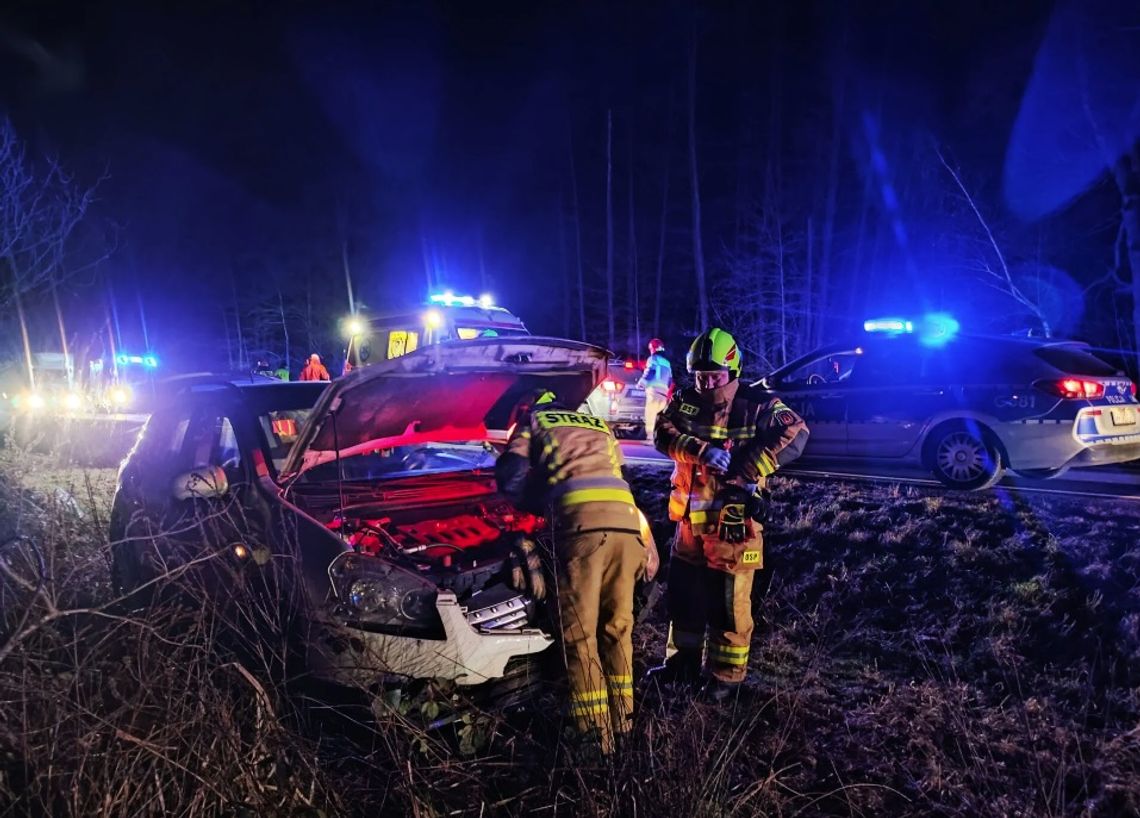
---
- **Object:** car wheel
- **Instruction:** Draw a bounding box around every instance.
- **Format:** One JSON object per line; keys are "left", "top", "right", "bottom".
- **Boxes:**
{"left": 926, "top": 422, "right": 1003, "bottom": 490}
{"left": 1011, "top": 466, "right": 1070, "bottom": 480}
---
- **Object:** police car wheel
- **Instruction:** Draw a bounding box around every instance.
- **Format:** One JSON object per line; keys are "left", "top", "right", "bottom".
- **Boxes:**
{"left": 927, "top": 422, "right": 1003, "bottom": 490}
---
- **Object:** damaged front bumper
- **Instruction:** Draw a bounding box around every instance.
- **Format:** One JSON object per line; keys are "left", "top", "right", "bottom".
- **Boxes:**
{"left": 308, "top": 590, "right": 554, "bottom": 688}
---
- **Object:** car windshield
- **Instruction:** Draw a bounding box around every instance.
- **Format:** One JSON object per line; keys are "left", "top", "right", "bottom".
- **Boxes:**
{"left": 297, "top": 441, "right": 497, "bottom": 483}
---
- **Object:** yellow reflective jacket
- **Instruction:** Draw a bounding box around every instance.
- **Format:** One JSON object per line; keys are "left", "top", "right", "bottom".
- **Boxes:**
{"left": 496, "top": 408, "right": 640, "bottom": 536}
{"left": 654, "top": 379, "right": 809, "bottom": 529}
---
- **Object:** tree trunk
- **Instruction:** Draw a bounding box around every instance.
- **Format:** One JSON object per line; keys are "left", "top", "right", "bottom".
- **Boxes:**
{"left": 817, "top": 71, "right": 845, "bottom": 348}
{"left": 1114, "top": 146, "right": 1140, "bottom": 374}
{"left": 605, "top": 109, "right": 616, "bottom": 351}
{"left": 653, "top": 91, "right": 673, "bottom": 338}
{"left": 568, "top": 129, "right": 587, "bottom": 340}
{"left": 278, "top": 289, "right": 291, "bottom": 368}
{"left": 687, "top": 36, "right": 709, "bottom": 330}
{"left": 627, "top": 126, "right": 640, "bottom": 355}
{"left": 230, "top": 272, "right": 246, "bottom": 370}
{"left": 557, "top": 188, "right": 571, "bottom": 338}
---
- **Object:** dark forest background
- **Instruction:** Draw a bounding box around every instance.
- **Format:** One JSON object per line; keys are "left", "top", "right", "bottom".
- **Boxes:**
{"left": 1, "top": 0, "right": 1138, "bottom": 380}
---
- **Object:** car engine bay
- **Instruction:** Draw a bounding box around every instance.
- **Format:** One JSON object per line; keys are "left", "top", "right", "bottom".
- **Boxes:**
{"left": 320, "top": 491, "right": 548, "bottom": 633}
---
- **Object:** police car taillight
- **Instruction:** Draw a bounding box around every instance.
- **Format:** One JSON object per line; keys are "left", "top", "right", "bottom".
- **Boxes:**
{"left": 1132, "top": 382, "right": 1138, "bottom": 398}
{"left": 1038, "top": 378, "right": 1105, "bottom": 399}
{"left": 601, "top": 379, "right": 624, "bottom": 393}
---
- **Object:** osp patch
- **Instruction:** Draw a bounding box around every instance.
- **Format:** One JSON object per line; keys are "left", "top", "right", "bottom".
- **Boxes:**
{"left": 741, "top": 550, "right": 761, "bottom": 565}
{"left": 679, "top": 403, "right": 700, "bottom": 416}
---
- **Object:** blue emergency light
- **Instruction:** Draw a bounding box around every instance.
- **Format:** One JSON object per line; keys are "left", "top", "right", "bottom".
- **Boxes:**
{"left": 863, "top": 317, "right": 913, "bottom": 334}
{"left": 863, "top": 314, "right": 960, "bottom": 347}
{"left": 115, "top": 353, "right": 159, "bottom": 368}
{"left": 429, "top": 291, "right": 495, "bottom": 309}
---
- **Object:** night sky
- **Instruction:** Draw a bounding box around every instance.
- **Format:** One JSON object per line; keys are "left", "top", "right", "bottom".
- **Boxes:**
{"left": 1, "top": 0, "right": 1136, "bottom": 374}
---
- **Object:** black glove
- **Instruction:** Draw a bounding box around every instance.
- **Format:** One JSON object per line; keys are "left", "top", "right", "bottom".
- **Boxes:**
{"left": 508, "top": 535, "right": 546, "bottom": 601}
{"left": 717, "top": 486, "right": 751, "bottom": 544}
{"left": 748, "top": 488, "right": 771, "bottom": 524}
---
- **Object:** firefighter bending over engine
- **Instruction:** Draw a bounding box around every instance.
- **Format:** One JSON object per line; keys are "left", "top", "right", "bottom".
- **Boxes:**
{"left": 647, "top": 328, "right": 808, "bottom": 700}
{"left": 637, "top": 338, "right": 673, "bottom": 441}
{"left": 495, "top": 388, "right": 658, "bottom": 754}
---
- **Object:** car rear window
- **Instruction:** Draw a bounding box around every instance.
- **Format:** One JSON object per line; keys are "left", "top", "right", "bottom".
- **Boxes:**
{"left": 1033, "top": 346, "right": 1118, "bottom": 377}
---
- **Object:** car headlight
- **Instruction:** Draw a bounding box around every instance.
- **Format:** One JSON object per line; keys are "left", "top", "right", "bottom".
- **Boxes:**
{"left": 110, "top": 386, "right": 132, "bottom": 406}
{"left": 328, "top": 553, "right": 443, "bottom": 638}
{"left": 64, "top": 392, "right": 84, "bottom": 411}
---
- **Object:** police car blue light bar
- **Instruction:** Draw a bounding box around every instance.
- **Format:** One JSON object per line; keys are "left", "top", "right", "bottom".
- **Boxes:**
{"left": 115, "top": 353, "right": 159, "bottom": 368}
{"left": 863, "top": 317, "right": 913, "bottom": 333}
{"left": 429, "top": 291, "right": 495, "bottom": 308}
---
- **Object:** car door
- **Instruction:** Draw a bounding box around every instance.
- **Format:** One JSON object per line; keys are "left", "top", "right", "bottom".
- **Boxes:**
{"left": 769, "top": 351, "right": 853, "bottom": 457}
{"left": 845, "top": 343, "right": 946, "bottom": 458}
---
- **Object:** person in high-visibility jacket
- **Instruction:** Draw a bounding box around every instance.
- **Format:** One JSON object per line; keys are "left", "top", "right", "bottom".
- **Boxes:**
{"left": 647, "top": 328, "right": 808, "bottom": 699}
{"left": 637, "top": 338, "right": 673, "bottom": 441}
{"left": 496, "top": 389, "right": 658, "bottom": 753}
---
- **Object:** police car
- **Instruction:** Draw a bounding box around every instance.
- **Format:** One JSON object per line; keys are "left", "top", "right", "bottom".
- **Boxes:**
{"left": 756, "top": 317, "right": 1140, "bottom": 489}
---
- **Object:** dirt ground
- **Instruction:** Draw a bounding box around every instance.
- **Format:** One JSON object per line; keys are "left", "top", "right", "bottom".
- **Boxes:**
{"left": 2, "top": 448, "right": 1139, "bottom": 817}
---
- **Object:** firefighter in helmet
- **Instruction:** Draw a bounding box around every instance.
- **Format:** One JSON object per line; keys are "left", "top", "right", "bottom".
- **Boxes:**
{"left": 647, "top": 328, "right": 808, "bottom": 699}
{"left": 495, "top": 388, "right": 658, "bottom": 754}
{"left": 637, "top": 338, "right": 673, "bottom": 441}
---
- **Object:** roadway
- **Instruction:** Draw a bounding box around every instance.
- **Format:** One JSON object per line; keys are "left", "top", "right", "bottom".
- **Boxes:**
{"left": 618, "top": 440, "right": 1140, "bottom": 501}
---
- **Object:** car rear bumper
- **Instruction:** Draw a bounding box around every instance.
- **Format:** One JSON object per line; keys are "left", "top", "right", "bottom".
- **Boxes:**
{"left": 1067, "top": 439, "right": 1140, "bottom": 467}
{"left": 308, "top": 593, "right": 554, "bottom": 687}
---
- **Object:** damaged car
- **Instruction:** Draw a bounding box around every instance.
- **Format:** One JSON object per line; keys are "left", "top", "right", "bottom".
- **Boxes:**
{"left": 110, "top": 338, "right": 637, "bottom": 704}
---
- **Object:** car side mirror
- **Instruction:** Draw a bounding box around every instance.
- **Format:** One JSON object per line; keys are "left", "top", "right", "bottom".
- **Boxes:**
{"left": 172, "top": 465, "right": 229, "bottom": 501}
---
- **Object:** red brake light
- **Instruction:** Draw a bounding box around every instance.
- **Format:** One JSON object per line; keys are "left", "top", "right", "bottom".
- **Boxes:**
{"left": 623, "top": 361, "right": 635, "bottom": 370}
{"left": 1040, "top": 378, "right": 1105, "bottom": 399}
{"left": 601, "top": 379, "right": 623, "bottom": 393}
{"left": 1132, "top": 382, "right": 1137, "bottom": 398}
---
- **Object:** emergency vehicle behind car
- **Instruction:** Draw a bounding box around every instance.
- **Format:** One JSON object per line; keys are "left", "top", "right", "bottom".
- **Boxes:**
{"left": 344, "top": 293, "right": 529, "bottom": 369}
{"left": 757, "top": 321, "right": 1140, "bottom": 489}
{"left": 580, "top": 358, "right": 647, "bottom": 438}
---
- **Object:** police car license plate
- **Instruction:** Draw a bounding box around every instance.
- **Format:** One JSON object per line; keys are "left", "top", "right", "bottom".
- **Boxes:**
{"left": 1110, "top": 407, "right": 1137, "bottom": 427}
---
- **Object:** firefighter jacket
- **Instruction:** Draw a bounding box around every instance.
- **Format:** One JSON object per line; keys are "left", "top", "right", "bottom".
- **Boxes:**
{"left": 639, "top": 352, "right": 674, "bottom": 397}
{"left": 496, "top": 408, "right": 641, "bottom": 538}
{"left": 655, "top": 379, "right": 808, "bottom": 536}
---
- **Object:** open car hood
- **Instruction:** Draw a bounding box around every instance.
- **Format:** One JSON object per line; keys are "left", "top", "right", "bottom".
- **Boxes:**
{"left": 282, "top": 337, "right": 611, "bottom": 477}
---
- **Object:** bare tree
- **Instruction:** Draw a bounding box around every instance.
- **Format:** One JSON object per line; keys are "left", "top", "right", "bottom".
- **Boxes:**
{"left": 1111, "top": 146, "right": 1140, "bottom": 371}
{"left": 567, "top": 129, "right": 587, "bottom": 340}
{"left": 937, "top": 148, "right": 1053, "bottom": 336}
{"left": 687, "top": 35, "right": 709, "bottom": 329}
{"left": 605, "top": 109, "right": 616, "bottom": 351}
{"left": 0, "top": 118, "right": 102, "bottom": 388}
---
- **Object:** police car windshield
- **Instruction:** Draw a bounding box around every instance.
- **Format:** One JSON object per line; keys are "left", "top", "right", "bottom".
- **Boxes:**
{"left": 298, "top": 442, "right": 496, "bottom": 483}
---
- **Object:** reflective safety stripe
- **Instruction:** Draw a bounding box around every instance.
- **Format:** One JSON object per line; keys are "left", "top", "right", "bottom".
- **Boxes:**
{"left": 754, "top": 450, "right": 777, "bottom": 477}
{"left": 570, "top": 701, "right": 610, "bottom": 716}
{"left": 571, "top": 689, "right": 610, "bottom": 702}
{"left": 560, "top": 488, "right": 636, "bottom": 507}
{"left": 708, "top": 644, "right": 749, "bottom": 665}
{"left": 689, "top": 510, "right": 711, "bottom": 524}
{"left": 606, "top": 675, "right": 634, "bottom": 691}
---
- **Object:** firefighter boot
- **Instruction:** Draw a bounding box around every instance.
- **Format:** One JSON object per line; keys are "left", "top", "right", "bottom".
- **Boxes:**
{"left": 643, "top": 651, "right": 702, "bottom": 688}
{"left": 700, "top": 677, "right": 746, "bottom": 703}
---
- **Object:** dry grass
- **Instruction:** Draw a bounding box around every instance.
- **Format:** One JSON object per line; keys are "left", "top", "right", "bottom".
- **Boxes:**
{"left": 1, "top": 440, "right": 1139, "bottom": 817}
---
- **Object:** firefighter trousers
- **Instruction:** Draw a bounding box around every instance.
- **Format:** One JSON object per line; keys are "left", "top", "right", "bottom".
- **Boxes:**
{"left": 644, "top": 390, "right": 669, "bottom": 441}
{"left": 664, "top": 522, "right": 756, "bottom": 684}
{"left": 552, "top": 528, "right": 645, "bottom": 753}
